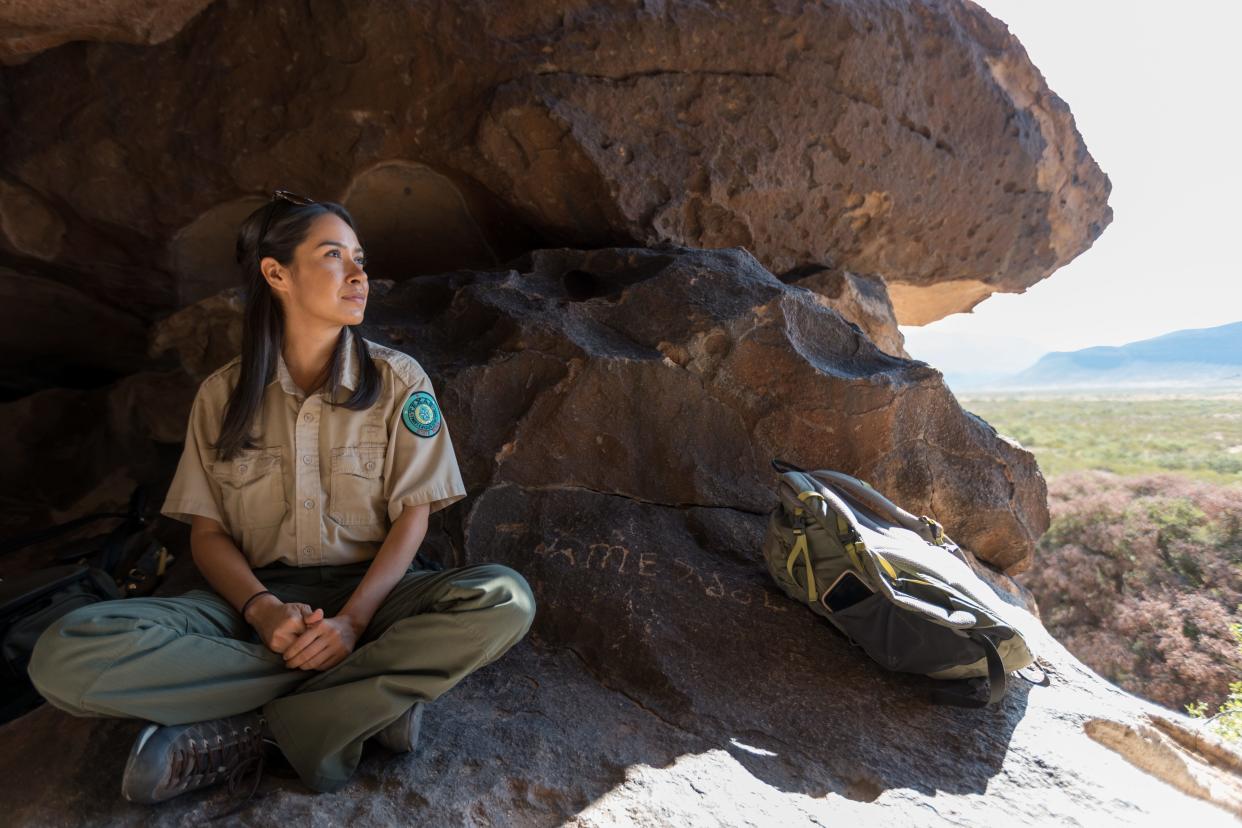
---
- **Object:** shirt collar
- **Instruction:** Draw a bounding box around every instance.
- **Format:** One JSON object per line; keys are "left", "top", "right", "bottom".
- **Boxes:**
{"left": 271, "top": 326, "right": 360, "bottom": 398}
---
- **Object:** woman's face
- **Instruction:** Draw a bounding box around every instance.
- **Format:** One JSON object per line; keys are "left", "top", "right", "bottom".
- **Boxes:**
{"left": 264, "top": 212, "right": 368, "bottom": 329}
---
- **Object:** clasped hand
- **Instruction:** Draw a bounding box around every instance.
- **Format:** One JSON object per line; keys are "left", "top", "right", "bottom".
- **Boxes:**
{"left": 249, "top": 597, "right": 359, "bottom": 671}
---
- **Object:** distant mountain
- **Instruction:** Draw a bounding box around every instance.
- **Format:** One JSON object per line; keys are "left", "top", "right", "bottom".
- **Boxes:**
{"left": 961, "top": 321, "right": 1242, "bottom": 391}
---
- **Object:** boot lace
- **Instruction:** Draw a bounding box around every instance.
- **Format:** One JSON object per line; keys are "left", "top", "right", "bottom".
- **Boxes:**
{"left": 161, "top": 719, "right": 267, "bottom": 820}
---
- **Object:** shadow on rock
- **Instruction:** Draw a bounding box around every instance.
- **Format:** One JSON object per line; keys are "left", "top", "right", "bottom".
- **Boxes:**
{"left": 460, "top": 482, "right": 1028, "bottom": 805}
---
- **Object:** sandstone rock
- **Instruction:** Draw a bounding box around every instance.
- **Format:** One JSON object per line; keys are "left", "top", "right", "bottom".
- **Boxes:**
{"left": 1, "top": 484, "right": 1239, "bottom": 825}
{"left": 151, "top": 244, "right": 1046, "bottom": 572}
{"left": 341, "top": 162, "right": 509, "bottom": 282}
{"left": 0, "top": 0, "right": 214, "bottom": 66}
{"left": 146, "top": 285, "right": 245, "bottom": 383}
{"left": 0, "top": 267, "right": 149, "bottom": 399}
{"left": 0, "top": 0, "right": 1110, "bottom": 325}
{"left": 780, "top": 264, "right": 910, "bottom": 358}
{"left": 402, "top": 245, "right": 1047, "bottom": 572}
{"left": 3, "top": 243, "right": 1238, "bottom": 824}
{"left": 0, "top": 177, "right": 65, "bottom": 259}
{"left": 0, "top": 368, "right": 195, "bottom": 564}
{"left": 166, "top": 197, "right": 268, "bottom": 309}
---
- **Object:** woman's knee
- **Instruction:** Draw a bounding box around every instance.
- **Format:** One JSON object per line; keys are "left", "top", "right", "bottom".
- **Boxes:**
{"left": 475, "top": 563, "right": 537, "bottom": 635}
{"left": 27, "top": 598, "right": 169, "bottom": 708}
{"left": 27, "top": 604, "right": 109, "bottom": 708}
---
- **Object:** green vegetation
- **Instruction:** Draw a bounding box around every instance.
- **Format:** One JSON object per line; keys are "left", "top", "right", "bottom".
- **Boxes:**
{"left": 957, "top": 391, "right": 1242, "bottom": 485}
{"left": 974, "top": 390, "right": 1242, "bottom": 725}
{"left": 1187, "top": 617, "right": 1242, "bottom": 743}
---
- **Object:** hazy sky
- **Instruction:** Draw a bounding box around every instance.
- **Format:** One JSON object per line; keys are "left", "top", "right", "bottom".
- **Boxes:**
{"left": 900, "top": 0, "right": 1241, "bottom": 375}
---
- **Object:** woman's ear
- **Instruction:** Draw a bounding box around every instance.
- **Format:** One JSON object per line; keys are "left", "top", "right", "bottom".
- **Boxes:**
{"left": 260, "top": 257, "right": 291, "bottom": 297}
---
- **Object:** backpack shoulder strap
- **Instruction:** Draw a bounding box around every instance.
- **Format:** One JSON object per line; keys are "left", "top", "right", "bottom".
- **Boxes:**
{"left": 810, "top": 470, "right": 947, "bottom": 545}
{"left": 928, "top": 631, "right": 1008, "bottom": 708}
{"left": 771, "top": 460, "right": 946, "bottom": 545}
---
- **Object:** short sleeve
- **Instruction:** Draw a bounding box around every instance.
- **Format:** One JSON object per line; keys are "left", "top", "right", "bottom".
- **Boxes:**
{"left": 159, "top": 384, "right": 227, "bottom": 526}
{"left": 384, "top": 373, "right": 467, "bottom": 523}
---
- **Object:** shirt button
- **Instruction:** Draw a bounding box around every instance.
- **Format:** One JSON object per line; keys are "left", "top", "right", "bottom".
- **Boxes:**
{"left": 238, "top": 464, "right": 248, "bottom": 472}
{"left": 303, "top": 499, "right": 314, "bottom": 509}
{"left": 303, "top": 455, "right": 312, "bottom": 464}
{"left": 303, "top": 414, "right": 314, "bottom": 423}
{"left": 303, "top": 546, "right": 313, "bottom": 555}
{"left": 365, "top": 461, "right": 375, "bottom": 470}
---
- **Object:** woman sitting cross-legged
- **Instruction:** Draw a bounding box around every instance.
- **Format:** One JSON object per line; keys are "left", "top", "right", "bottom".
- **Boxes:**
{"left": 27, "top": 190, "right": 536, "bottom": 816}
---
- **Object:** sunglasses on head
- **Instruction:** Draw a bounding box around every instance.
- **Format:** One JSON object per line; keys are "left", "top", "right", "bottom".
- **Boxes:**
{"left": 256, "top": 189, "right": 317, "bottom": 258}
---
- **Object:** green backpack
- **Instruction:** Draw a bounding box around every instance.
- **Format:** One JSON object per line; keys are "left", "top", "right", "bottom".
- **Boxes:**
{"left": 762, "top": 459, "right": 1038, "bottom": 706}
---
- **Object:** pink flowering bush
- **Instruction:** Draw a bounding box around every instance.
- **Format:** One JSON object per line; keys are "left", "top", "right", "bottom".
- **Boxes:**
{"left": 1018, "top": 470, "right": 1242, "bottom": 712}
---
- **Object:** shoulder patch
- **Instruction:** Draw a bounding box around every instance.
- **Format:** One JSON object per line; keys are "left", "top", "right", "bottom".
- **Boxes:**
{"left": 401, "top": 390, "right": 442, "bottom": 438}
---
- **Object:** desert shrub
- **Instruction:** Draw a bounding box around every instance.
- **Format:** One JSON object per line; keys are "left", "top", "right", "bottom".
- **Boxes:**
{"left": 1019, "top": 471, "right": 1242, "bottom": 712}
{"left": 1207, "top": 455, "right": 1242, "bottom": 476}
{"left": 1187, "top": 620, "right": 1242, "bottom": 742}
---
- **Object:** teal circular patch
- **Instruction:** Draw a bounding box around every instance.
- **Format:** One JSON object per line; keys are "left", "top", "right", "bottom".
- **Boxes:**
{"left": 401, "top": 391, "right": 442, "bottom": 438}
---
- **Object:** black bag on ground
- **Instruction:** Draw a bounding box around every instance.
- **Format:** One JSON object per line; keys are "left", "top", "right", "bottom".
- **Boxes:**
{"left": 0, "top": 484, "right": 171, "bottom": 723}
{"left": 0, "top": 564, "right": 123, "bottom": 721}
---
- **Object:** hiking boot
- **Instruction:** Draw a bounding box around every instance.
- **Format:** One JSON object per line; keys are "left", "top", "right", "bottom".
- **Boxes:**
{"left": 374, "top": 701, "right": 425, "bottom": 753}
{"left": 121, "top": 710, "right": 269, "bottom": 811}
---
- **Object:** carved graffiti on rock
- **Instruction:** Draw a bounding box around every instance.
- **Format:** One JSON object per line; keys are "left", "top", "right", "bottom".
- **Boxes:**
{"left": 530, "top": 533, "right": 786, "bottom": 611}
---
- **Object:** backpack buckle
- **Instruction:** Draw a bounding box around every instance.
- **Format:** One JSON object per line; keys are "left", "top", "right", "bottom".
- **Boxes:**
{"left": 836, "top": 525, "right": 867, "bottom": 576}
{"left": 838, "top": 526, "right": 865, "bottom": 556}
{"left": 919, "top": 516, "right": 945, "bottom": 544}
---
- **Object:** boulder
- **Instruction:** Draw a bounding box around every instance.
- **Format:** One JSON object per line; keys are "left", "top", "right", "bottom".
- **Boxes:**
{"left": 1, "top": 483, "right": 1239, "bottom": 825}
{"left": 0, "top": 367, "right": 195, "bottom": 577}
{"left": 779, "top": 264, "right": 910, "bottom": 359}
{"left": 0, "top": 0, "right": 213, "bottom": 65}
{"left": 0, "top": 266, "right": 149, "bottom": 399}
{"left": 0, "top": 0, "right": 1110, "bottom": 327}
{"left": 146, "top": 286, "right": 245, "bottom": 383}
{"left": 379, "top": 245, "right": 1046, "bottom": 573}
{"left": 1, "top": 246, "right": 1238, "bottom": 825}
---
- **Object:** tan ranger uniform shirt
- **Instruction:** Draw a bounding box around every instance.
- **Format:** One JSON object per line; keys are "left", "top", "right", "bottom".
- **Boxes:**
{"left": 160, "top": 325, "right": 467, "bottom": 568}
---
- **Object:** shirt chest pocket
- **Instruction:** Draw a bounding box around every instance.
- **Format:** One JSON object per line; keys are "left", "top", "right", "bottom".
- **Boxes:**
{"left": 328, "top": 446, "right": 386, "bottom": 527}
{"left": 212, "top": 448, "right": 287, "bottom": 529}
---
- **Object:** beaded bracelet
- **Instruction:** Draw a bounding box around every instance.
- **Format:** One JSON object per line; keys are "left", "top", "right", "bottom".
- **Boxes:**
{"left": 241, "top": 589, "right": 276, "bottom": 619}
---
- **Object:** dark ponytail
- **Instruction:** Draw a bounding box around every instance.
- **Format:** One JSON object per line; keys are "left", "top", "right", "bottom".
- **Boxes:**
{"left": 211, "top": 196, "right": 381, "bottom": 460}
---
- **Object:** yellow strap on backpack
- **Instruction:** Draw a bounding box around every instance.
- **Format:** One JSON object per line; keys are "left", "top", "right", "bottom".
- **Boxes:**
{"left": 792, "top": 489, "right": 827, "bottom": 516}
{"left": 785, "top": 529, "right": 816, "bottom": 602}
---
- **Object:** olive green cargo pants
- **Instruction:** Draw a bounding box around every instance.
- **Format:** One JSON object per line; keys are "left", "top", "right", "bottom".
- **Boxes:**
{"left": 27, "top": 560, "right": 536, "bottom": 793}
